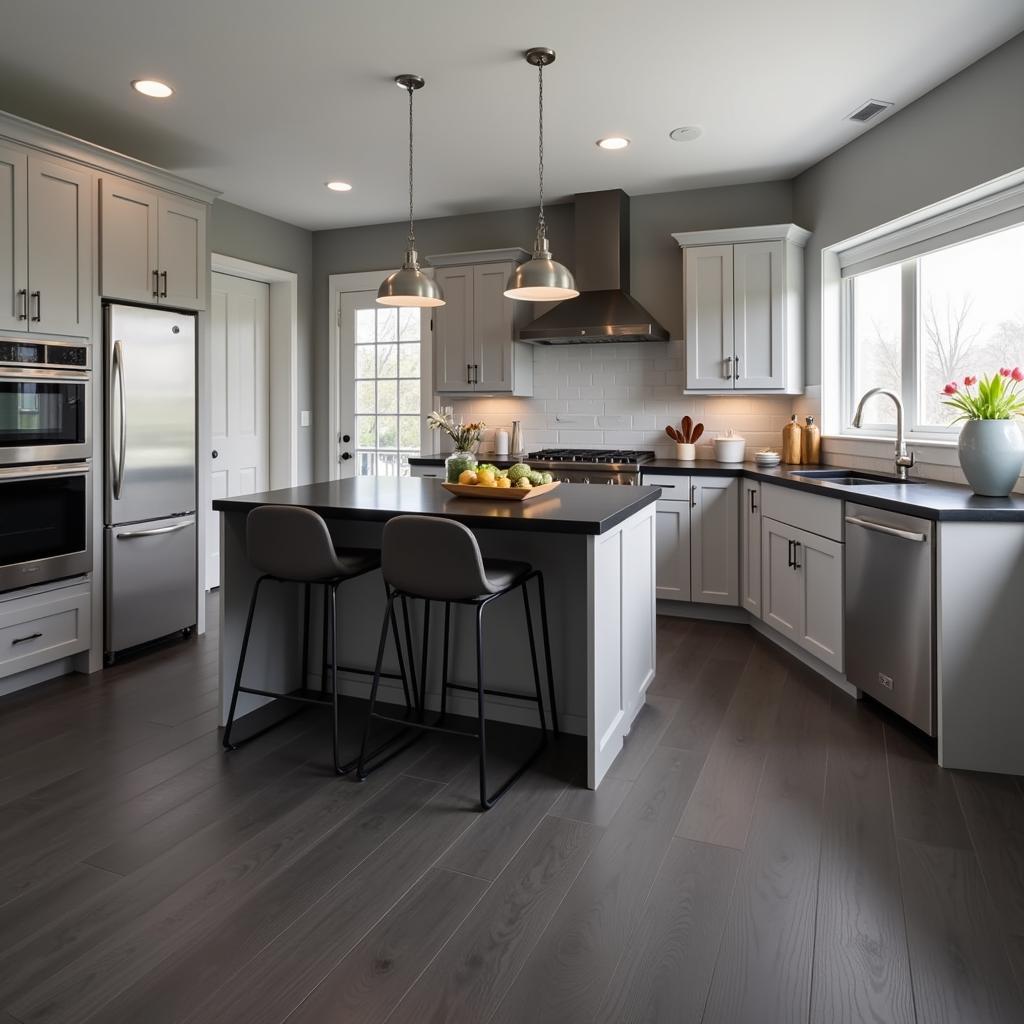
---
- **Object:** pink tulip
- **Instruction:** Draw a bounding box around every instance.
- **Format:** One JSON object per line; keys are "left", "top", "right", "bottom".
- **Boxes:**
{"left": 943, "top": 382, "right": 958, "bottom": 395}
{"left": 1013, "top": 367, "right": 1024, "bottom": 382}
{"left": 964, "top": 375, "right": 977, "bottom": 386}
{"left": 1000, "top": 367, "right": 1012, "bottom": 377}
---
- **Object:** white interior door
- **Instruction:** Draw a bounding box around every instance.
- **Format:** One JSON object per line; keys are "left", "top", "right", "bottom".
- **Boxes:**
{"left": 207, "top": 272, "right": 269, "bottom": 588}
{"left": 335, "top": 287, "right": 432, "bottom": 479}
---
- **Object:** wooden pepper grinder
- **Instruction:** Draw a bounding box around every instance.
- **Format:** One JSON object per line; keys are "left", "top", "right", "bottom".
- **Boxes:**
{"left": 782, "top": 414, "right": 803, "bottom": 464}
{"left": 802, "top": 415, "right": 821, "bottom": 465}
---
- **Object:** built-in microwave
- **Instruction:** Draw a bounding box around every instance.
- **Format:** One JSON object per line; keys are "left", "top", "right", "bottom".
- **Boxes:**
{"left": 0, "top": 461, "right": 92, "bottom": 592}
{"left": 0, "top": 339, "right": 91, "bottom": 465}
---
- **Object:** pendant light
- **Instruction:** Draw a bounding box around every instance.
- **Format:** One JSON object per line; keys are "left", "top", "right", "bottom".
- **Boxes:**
{"left": 505, "top": 48, "right": 579, "bottom": 303}
{"left": 377, "top": 74, "right": 445, "bottom": 308}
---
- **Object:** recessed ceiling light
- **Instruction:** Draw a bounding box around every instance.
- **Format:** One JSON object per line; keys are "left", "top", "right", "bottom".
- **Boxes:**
{"left": 669, "top": 125, "right": 702, "bottom": 142}
{"left": 131, "top": 79, "right": 174, "bottom": 98}
{"left": 596, "top": 136, "right": 630, "bottom": 150}
{"left": 325, "top": 181, "right": 353, "bottom": 192}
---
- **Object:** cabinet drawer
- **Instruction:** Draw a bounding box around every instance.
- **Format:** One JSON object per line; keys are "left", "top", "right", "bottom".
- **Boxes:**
{"left": 0, "top": 583, "right": 90, "bottom": 677}
{"left": 761, "top": 482, "right": 842, "bottom": 541}
{"left": 642, "top": 473, "right": 692, "bottom": 500}
{"left": 409, "top": 464, "right": 442, "bottom": 479}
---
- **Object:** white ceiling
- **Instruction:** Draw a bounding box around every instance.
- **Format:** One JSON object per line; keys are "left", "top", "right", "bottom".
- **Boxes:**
{"left": 1, "top": 0, "right": 1022, "bottom": 231}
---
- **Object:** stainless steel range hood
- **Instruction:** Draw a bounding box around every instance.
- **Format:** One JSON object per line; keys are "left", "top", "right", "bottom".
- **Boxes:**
{"left": 518, "top": 189, "right": 669, "bottom": 344}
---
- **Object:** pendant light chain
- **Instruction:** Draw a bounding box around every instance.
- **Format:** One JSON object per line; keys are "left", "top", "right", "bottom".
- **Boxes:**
{"left": 407, "top": 81, "right": 415, "bottom": 250}
{"left": 536, "top": 60, "right": 545, "bottom": 236}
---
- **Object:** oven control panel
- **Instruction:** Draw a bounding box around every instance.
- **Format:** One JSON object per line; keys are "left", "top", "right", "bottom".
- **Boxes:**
{"left": 0, "top": 340, "right": 89, "bottom": 369}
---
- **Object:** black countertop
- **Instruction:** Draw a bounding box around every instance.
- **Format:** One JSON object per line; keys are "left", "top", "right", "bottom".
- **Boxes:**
{"left": 212, "top": 477, "right": 661, "bottom": 535}
{"left": 642, "top": 459, "right": 1024, "bottom": 522}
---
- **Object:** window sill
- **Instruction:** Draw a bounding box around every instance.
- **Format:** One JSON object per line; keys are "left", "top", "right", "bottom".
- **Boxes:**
{"left": 826, "top": 433, "right": 957, "bottom": 449}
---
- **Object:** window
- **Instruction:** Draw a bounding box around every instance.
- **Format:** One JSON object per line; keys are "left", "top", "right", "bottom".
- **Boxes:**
{"left": 842, "top": 219, "right": 1024, "bottom": 437}
{"left": 353, "top": 306, "right": 422, "bottom": 476}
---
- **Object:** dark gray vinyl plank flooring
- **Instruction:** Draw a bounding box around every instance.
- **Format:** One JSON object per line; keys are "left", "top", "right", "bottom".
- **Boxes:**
{"left": 1, "top": 594, "right": 1022, "bottom": 1023}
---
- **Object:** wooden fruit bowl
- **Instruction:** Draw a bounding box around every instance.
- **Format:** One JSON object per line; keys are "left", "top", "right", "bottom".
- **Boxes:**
{"left": 441, "top": 481, "right": 561, "bottom": 502}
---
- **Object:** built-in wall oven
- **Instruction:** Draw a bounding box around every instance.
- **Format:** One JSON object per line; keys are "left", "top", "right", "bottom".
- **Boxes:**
{"left": 0, "top": 461, "right": 92, "bottom": 592}
{"left": 0, "top": 339, "right": 91, "bottom": 465}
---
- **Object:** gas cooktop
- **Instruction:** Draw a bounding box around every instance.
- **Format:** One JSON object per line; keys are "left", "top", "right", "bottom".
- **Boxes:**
{"left": 526, "top": 449, "right": 656, "bottom": 465}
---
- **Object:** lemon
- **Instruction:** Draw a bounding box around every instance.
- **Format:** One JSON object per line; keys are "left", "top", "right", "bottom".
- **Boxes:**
{"left": 458, "top": 469, "right": 478, "bottom": 485}
{"left": 477, "top": 469, "right": 496, "bottom": 486}
{"left": 496, "top": 476, "right": 512, "bottom": 489}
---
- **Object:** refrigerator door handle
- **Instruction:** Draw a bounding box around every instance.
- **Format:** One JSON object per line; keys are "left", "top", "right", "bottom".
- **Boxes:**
{"left": 117, "top": 520, "right": 193, "bottom": 540}
{"left": 111, "top": 339, "right": 127, "bottom": 500}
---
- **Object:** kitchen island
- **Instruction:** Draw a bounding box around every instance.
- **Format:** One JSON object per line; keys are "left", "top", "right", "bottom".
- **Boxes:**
{"left": 213, "top": 477, "right": 660, "bottom": 787}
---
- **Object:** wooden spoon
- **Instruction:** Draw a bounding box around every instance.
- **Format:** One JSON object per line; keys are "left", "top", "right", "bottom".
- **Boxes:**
{"left": 690, "top": 423, "right": 704, "bottom": 444}
{"left": 665, "top": 425, "right": 680, "bottom": 442}
{"left": 681, "top": 415, "right": 693, "bottom": 443}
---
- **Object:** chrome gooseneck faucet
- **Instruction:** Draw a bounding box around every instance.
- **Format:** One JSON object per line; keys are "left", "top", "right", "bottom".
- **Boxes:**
{"left": 852, "top": 388, "right": 915, "bottom": 481}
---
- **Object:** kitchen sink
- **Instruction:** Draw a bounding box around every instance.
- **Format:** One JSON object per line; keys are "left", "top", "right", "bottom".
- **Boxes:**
{"left": 788, "top": 469, "right": 918, "bottom": 486}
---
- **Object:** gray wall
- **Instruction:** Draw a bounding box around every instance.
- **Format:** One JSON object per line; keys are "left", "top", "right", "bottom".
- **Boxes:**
{"left": 311, "top": 181, "right": 792, "bottom": 475}
{"left": 794, "top": 30, "right": 1024, "bottom": 383}
{"left": 209, "top": 200, "right": 315, "bottom": 482}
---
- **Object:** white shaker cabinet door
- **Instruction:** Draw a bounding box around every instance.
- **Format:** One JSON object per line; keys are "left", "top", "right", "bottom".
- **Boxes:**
{"left": 100, "top": 177, "right": 159, "bottom": 304}
{"left": 26, "top": 156, "right": 92, "bottom": 337}
{"left": 472, "top": 262, "right": 514, "bottom": 391}
{"left": 684, "top": 244, "right": 734, "bottom": 390}
{"left": 741, "top": 478, "right": 762, "bottom": 617}
{"left": 690, "top": 475, "right": 739, "bottom": 605}
{"left": 796, "top": 530, "right": 844, "bottom": 671}
{"left": 733, "top": 240, "right": 784, "bottom": 389}
{"left": 762, "top": 517, "right": 803, "bottom": 643}
{"left": 433, "top": 266, "right": 473, "bottom": 392}
{"left": 157, "top": 194, "right": 206, "bottom": 311}
{"left": 654, "top": 487, "right": 692, "bottom": 602}
{"left": 0, "top": 143, "right": 28, "bottom": 332}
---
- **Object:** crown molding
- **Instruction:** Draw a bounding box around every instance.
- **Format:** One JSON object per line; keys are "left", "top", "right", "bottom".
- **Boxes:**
{"left": 671, "top": 223, "right": 811, "bottom": 248}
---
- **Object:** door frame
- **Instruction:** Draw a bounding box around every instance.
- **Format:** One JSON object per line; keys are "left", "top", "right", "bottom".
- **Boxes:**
{"left": 327, "top": 270, "right": 436, "bottom": 482}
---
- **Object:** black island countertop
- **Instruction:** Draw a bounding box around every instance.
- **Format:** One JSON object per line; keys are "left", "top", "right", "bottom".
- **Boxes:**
{"left": 409, "top": 455, "right": 1024, "bottom": 522}
{"left": 212, "top": 476, "right": 661, "bottom": 535}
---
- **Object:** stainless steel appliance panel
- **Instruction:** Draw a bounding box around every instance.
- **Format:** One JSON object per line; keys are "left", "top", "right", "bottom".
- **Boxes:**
{"left": 105, "top": 514, "right": 196, "bottom": 652}
{"left": 105, "top": 305, "right": 196, "bottom": 525}
{"left": 844, "top": 502, "right": 935, "bottom": 735}
{"left": 0, "top": 462, "right": 92, "bottom": 591}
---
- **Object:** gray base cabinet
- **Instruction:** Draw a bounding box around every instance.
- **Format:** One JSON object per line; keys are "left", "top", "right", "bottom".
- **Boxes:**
{"left": 647, "top": 473, "right": 738, "bottom": 606}
{"left": 741, "top": 478, "right": 762, "bottom": 616}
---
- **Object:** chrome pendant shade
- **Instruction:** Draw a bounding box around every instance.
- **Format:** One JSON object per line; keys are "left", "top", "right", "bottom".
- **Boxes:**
{"left": 505, "top": 48, "right": 578, "bottom": 303}
{"left": 378, "top": 74, "right": 444, "bottom": 308}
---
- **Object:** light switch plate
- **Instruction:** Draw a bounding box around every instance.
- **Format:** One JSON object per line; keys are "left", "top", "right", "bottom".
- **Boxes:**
{"left": 300, "top": 410, "right": 311, "bottom": 427}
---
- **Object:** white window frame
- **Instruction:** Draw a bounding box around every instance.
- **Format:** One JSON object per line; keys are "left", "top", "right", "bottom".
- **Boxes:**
{"left": 822, "top": 167, "right": 1024, "bottom": 444}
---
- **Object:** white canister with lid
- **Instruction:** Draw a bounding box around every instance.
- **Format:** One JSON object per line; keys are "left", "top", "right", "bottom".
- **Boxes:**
{"left": 713, "top": 430, "right": 747, "bottom": 463}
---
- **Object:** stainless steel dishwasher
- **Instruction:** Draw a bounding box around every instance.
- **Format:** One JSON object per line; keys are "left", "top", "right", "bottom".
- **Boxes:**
{"left": 844, "top": 502, "right": 935, "bottom": 735}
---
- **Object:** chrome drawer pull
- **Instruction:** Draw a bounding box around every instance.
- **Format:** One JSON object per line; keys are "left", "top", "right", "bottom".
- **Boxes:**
{"left": 845, "top": 515, "right": 927, "bottom": 543}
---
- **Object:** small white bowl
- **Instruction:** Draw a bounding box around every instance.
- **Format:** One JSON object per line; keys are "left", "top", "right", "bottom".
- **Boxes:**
{"left": 713, "top": 436, "right": 747, "bottom": 463}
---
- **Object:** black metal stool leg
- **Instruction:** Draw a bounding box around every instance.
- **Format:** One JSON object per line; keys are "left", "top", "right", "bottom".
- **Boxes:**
{"left": 356, "top": 592, "right": 398, "bottom": 779}
{"left": 385, "top": 580, "right": 414, "bottom": 712}
{"left": 418, "top": 599, "right": 431, "bottom": 718}
{"left": 401, "top": 595, "right": 419, "bottom": 713}
{"left": 476, "top": 603, "right": 490, "bottom": 809}
{"left": 223, "top": 575, "right": 266, "bottom": 750}
{"left": 439, "top": 601, "right": 452, "bottom": 725}
{"left": 300, "top": 583, "right": 311, "bottom": 688}
{"left": 522, "top": 582, "right": 548, "bottom": 734}
{"left": 536, "top": 572, "right": 559, "bottom": 737}
{"left": 330, "top": 583, "right": 345, "bottom": 775}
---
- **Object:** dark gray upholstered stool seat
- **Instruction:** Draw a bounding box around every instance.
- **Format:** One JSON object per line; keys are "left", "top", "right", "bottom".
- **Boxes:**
{"left": 223, "top": 506, "right": 411, "bottom": 774}
{"left": 356, "top": 514, "right": 558, "bottom": 810}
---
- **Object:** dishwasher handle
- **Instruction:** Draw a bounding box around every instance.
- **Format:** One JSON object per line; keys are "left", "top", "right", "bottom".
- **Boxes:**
{"left": 845, "top": 514, "right": 927, "bottom": 543}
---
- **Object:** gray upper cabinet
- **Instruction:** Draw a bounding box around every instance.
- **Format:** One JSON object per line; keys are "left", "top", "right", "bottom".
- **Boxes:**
{"left": 673, "top": 224, "right": 809, "bottom": 395}
{"left": 0, "top": 143, "right": 27, "bottom": 333}
{"left": 100, "top": 178, "right": 207, "bottom": 310}
{"left": 0, "top": 145, "right": 92, "bottom": 337}
{"left": 429, "top": 249, "right": 533, "bottom": 396}
{"left": 27, "top": 156, "right": 92, "bottom": 337}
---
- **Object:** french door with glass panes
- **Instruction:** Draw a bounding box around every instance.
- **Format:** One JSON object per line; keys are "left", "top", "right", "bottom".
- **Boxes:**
{"left": 337, "top": 289, "right": 432, "bottom": 478}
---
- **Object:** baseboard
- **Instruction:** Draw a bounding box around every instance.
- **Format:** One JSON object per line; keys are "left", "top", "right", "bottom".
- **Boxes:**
{"left": 657, "top": 599, "right": 858, "bottom": 699}
{"left": 0, "top": 656, "right": 78, "bottom": 698}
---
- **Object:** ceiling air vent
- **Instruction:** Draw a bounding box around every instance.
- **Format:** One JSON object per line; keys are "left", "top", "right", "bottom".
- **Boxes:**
{"left": 847, "top": 99, "right": 893, "bottom": 124}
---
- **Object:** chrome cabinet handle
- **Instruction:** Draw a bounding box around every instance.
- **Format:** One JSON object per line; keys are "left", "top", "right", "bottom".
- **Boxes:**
{"left": 11, "top": 632, "right": 43, "bottom": 646}
{"left": 16, "top": 288, "right": 27, "bottom": 320}
{"left": 111, "top": 340, "right": 127, "bottom": 500}
{"left": 152, "top": 269, "right": 160, "bottom": 298}
{"left": 160, "top": 270, "right": 168, "bottom": 298}
{"left": 30, "top": 290, "right": 41, "bottom": 322}
{"left": 117, "top": 520, "right": 192, "bottom": 539}
{"left": 845, "top": 515, "right": 927, "bottom": 543}
{"left": 724, "top": 355, "right": 733, "bottom": 379}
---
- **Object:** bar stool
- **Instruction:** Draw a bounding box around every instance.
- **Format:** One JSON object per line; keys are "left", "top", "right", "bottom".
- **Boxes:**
{"left": 223, "top": 505, "right": 413, "bottom": 774}
{"left": 356, "top": 514, "right": 559, "bottom": 810}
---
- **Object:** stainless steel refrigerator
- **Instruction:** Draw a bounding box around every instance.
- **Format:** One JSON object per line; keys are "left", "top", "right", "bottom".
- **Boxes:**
{"left": 104, "top": 304, "right": 197, "bottom": 657}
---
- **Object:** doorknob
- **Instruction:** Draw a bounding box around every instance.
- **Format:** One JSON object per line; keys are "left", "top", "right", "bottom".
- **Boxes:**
{"left": 342, "top": 434, "right": 351, "bottom": 443}
{"left": 341, "top": 452, "right": 352, "bottom": 461}
{"left": 211, "top": 450, "right": 219, "bottom": 459}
